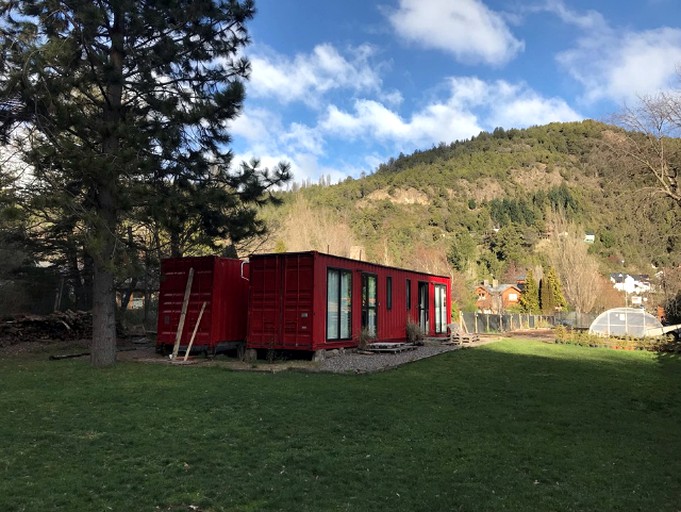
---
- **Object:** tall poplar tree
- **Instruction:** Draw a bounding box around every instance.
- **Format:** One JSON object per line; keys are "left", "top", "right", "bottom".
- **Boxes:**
{"left": 519, "top": 270, "right": 540, "bottom": 313}
{"left": 540, "top": 266, "right": 567, "bottom": 314}
{"left": 0, "top": 0, "right": 290, "bottom": 366}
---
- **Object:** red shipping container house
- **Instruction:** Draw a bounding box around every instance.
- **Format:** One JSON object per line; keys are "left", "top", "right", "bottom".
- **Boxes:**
{"left": 247, "top": 251, "right": 451, "bottom": 353}
{"left": 156, "top": 256, "right": 249, "bottom": 355}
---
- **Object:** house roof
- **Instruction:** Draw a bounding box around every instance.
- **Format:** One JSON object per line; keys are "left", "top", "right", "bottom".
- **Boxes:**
{"left": 477, "top": 283, "right": 521, "bottom": 294}
{"left": 610, "top": 273, "right": 650, "bottom": 284}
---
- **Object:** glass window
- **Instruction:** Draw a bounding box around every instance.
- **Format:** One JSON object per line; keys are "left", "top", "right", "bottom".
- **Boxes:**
{"left": 362, "top": 273, "right": 377, "bottom": 337}
{"left": 327, "top": 269, "right": 352, "bottom": 340}
{"left": 386, "top": 277, "right": 392, "bottom": 310}
{"left": 434, "top": 284, "right": 447, "bottom": 334}
{"left": 340, "top": 272, "right": 351, "bottom": 339}
{"left": 327, "top": 270, "right": 339, "bottom": 340}
{"left": 406, "top": 279, "right": 411, "bottom": 309}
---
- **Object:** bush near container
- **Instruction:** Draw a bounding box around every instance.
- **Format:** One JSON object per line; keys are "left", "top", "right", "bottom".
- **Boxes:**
{"left": 553, "top": 325, "right": 681, "bottom": 352}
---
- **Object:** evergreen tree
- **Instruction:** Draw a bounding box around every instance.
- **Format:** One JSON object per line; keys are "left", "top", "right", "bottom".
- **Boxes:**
{"left": 0, "top": 0, "right": 290, "bottom": 366}
{"left": 489, "top": 224, "right": 524, "bottom": 264}
{"left": 447, "top": 230, "right": 476, "bottom": 272}
{"left": 548, "top": 266, "right": 568, "bottom": 311}
{"left": 0, "top": 163, "right": 30, "bottom": 308}
{"left": 540, "top": 266, "right": 567, "bottom": 313}
{"left": 519, "top": 270, "right": 540, "bottom": 313}
{"left": 539, "top": 276, "right": 554, "bottom": 314}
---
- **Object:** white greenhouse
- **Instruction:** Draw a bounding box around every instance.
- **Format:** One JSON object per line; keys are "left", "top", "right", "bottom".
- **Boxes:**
{"left": 588, "top": 307, "right": 663, "bottom": 338}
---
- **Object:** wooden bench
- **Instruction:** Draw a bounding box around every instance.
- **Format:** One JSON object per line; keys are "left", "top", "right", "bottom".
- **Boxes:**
{"left": 447, "top": 323, "right": 480, "bottom": 344}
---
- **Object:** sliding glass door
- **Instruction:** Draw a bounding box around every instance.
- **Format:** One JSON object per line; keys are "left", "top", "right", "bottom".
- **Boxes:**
{"left": 434, "top": 284, "right": 447, "bottom": 334}
{"left": 418, "top": 282, "right": 429, "bottom": 334}
{"left": 361, "top": 273, "right": 377, "bottom": 337}
{"left": 327, "top": 269, "right": 352, "bottom": 340}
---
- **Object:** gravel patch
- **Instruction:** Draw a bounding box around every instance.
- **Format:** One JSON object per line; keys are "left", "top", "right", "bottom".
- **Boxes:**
{"left": 317, "top": 339, "right": 495, "bottom": 374}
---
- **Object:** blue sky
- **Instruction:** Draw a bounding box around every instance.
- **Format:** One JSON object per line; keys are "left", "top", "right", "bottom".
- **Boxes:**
{"left": 229, "top": 0, "right": 681, "bottom": 184}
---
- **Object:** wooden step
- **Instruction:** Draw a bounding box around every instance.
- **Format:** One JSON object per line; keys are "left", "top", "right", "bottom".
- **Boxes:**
{"left": 366, "top": 342, "right": 418, "bottom": 354}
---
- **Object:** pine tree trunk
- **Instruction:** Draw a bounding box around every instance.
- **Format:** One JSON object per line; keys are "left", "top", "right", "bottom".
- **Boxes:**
{"left": 91, "top": 254, "right": 117, "bottom": 367}
{"left": 90, "top": 8, "right": 124, "bottom": 367}
{"left": 170, "top": 231, "right": 182, "bottom": 258}
{"left": 90, "top": 169, "right": 118, "bottom": 367}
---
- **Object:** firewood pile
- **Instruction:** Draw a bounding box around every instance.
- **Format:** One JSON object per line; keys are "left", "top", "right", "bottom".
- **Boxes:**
{"left": 0, "top": 310, "right": 92, "bottom": 347}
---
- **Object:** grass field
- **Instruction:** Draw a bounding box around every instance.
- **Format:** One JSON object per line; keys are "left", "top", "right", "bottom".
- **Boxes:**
{"left": 1, "top": 339, "right": 680, "bottom": 511}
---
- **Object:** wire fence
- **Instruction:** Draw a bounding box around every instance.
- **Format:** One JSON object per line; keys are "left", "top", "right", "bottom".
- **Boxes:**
{"left": 460, "top": 311, "right": 598, "bottom": 334}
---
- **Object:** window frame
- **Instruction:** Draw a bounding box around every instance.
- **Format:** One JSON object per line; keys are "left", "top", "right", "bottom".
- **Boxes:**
{"left": 406, "top": 279, "right": 412, "bottom": 310}
{"left": 326, "top": 267, "right": 353, "bottom": 341}
{"left": 434, "top": 283, "right": 447, "bottom": 334}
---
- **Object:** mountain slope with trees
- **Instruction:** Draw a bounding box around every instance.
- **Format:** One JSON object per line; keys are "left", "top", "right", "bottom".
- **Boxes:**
{"left": 258, "top": 120, "right": 681, "bottom": 313}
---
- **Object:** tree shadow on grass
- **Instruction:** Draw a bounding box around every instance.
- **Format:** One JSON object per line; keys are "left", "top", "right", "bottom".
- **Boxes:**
{"left": 2, "top": 339, "right": 681, "bottom": 512}
{"left": 329, "top": 340, "right": 681, "bottom": 511}
{"left": 654, "top": 338, "right": 681, "bottom": 365}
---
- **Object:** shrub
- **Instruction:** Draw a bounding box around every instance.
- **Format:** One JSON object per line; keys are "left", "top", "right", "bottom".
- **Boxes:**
{"left": 406, "top": 320, "right": 424, "bottom": 345}
{"left": 357, "top": 328, "right": 375, "bottom": 350}
{"left": 554, "top": 326, "right": 681, "bottom": 352}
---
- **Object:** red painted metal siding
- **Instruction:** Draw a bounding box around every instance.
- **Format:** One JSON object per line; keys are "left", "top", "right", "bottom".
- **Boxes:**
{"left": 247, "top": 251, "right": 451, "bottom": 351}
{"left": 156, "top": 256, "right": 249, "bottom": 351}
{"left": 247, "top": 253, "right": 318, "bottom": 350}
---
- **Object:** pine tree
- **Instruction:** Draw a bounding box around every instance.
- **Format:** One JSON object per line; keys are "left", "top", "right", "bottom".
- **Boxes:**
{"left": 447, "top": 230, "right": 476, "bottom": 272}
{"left": 540, "top": 266, "right": 567, "bottom": 314}
{"left": 546, "top": 266, "right": 568, "bottom": 311}
{"left": 0, "top": 0, "right": 290, "bottom": 366}
{"left": 539, "top": 276, "right": 553, "bottom": 314}
{"left": 519, "top": 270, "right": 540, "bottom": 313}
{"left": 0, "top": 164, "right": 31, "bottom": 307}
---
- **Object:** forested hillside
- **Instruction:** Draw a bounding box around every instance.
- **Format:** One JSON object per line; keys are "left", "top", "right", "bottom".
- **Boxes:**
{"left": 257, "top": 120, "right": 681, "bottom": 311}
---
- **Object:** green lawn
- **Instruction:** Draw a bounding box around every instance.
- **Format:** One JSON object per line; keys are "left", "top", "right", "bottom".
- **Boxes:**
{"left": 1, "top": 340, "right": 680, "bottom": 511}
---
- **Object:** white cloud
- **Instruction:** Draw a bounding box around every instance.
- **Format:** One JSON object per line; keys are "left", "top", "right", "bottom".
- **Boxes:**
{"left": 542, "top": 0, "right": 607, "bottom": 31}
{"left": 320, "top": 77, "right": 581, "bottom": 146}
{"left": 229, "top": 107, "right": 279, "bottom": 146}
{"left": 481, "top": 82, "right": 583, "bottom": 128}
{"left": 248, "top": 43, "right": 382, "bottom": 105}
{"left": 231, "top": 109, "right": 324, "bottom": 158}
{"left": 549, "top": 1, "right": 681, "bottom": 103}
{"left": 281, "top": 123, "right": 325, "bottom": 156}
{"left": 559, "top": 28, "right": 681, "bottom": 103}
{"left": 490, "top": 96, "right": 582, "bottom": 128}
{"left": 380, "top": 90, "right": 405, "bottom": 107}
{"left": 388, "top": 0, "right": 524, "bottom": 65}
{"left": 231, "top": 74, "right": 583, "bottom": 184}
{"left": 234, "top": 148, "right": 357, "bottom": 185}
{"left": 323, "top": 100, "right": 415, "bottom": 140}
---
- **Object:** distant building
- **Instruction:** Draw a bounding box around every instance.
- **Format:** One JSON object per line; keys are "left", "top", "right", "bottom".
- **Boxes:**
{"left": 610, "top": 273, "right": 651, "bottom": 294}
{"left": 513, "top": 275, "right": 527, "bottom": 293}
{"left": 584, "top": 233, "right": 595, "bottom": 243}
{"left": 475, "top": 281, "right": 522, "bottom": 313}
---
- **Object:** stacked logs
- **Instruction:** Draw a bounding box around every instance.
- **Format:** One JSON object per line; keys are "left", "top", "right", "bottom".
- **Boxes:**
{"left": 0, "top": 310, "right": 92, "bottom": 347}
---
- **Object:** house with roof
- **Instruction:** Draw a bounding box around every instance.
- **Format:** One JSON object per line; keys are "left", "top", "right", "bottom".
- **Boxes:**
{"left": 610, "top": 273, "right": 651, "bottom": 294}
{"left": 475, "top": 281, "right": 522, "bottom": 313}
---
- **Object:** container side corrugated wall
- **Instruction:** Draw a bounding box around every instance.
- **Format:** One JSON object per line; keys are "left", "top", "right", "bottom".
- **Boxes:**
{"left": 247, "top": 251, "right": 451, "bottom": 351}
{"left": 156, "top": 256, "right": 248, "bottom": 351}
{"left": 248, "top": 253, "right": 318, "bottom": 350}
